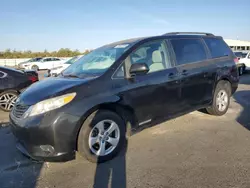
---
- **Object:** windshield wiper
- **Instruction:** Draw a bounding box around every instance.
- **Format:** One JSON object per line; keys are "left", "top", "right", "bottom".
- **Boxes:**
{"left": 63, "top": 74, "right": 80, "bottom": 78}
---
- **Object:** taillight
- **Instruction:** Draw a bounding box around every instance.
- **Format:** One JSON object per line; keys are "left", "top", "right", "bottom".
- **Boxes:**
{"left": 28, "top": 76, "right": 38, "bottom": 83}
{"left": 234, "top": 58, "right": 239, "bottom": 64}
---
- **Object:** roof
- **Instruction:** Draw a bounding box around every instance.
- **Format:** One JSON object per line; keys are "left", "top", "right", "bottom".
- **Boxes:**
{"left": 103, "top": 37, "right": 147, "bottom": 48}
{"left": 102, "top": 33, "right": 238, "bottom": 49}
{"left": 224, "top": 39, "right": 250, "bottom": 46}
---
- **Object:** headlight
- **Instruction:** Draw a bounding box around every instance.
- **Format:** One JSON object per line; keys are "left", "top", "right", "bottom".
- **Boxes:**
{"left": 24, "top": 93, "right": 76, "bottom": 117}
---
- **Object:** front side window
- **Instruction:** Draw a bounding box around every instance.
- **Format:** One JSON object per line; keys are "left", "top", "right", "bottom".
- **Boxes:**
{"left": 170, "top": 39, "right": 207, "bottom": 65}
{"left": 130, "top": 40, "right": 171, "bottom": 73}
{"left": 113, "top": 65, "right": 125, "bottom": 78}
{"left": 43, "top": 58, "right": 51, "bottom": 62}
{"left": 204, "top": 38, "right": 232, "bottom": 58}
{"left": 28, "top": 58, "right": 42, "bottom": 62}
{"left": 63, "top": 43, "right": 133, "bottom": 77}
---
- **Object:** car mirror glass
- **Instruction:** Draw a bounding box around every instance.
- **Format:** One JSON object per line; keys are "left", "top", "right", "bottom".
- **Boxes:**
{"left": 129, "top": 63, "right": 149, "bottom": 77}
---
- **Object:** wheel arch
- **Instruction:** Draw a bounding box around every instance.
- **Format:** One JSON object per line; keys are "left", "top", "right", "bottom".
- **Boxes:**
{"left": 31, "top": 63, "right": 39, "bottom": 70}
{"left": 214, "top": 77, "right": 232, "bottom": 96}
{"left": 75, "top": 102, "right": 137, "bottom": 151}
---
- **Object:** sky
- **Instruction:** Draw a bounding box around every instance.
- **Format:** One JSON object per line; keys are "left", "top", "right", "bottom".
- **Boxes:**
{"left": 1, "top": 0, "right": 250, "bottom": 52}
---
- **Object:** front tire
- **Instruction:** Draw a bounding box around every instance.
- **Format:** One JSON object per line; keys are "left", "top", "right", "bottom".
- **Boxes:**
{"left": 31, "top": 65, "right": 39, "bottom": 71}
{"left": 77, "top": 110, "right": 126, "bottom": 163}
{"left": 0, "top": 90, "right": 18, "bottom": 112}
{"left": 206, "top": 80, "right": 231, "bottom": 116}
{"left": 239, "top": 66, "right": 245, "bottom": 76}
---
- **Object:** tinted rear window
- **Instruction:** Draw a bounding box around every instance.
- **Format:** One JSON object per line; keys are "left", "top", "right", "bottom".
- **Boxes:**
{"left": 170, "top": 39, "right": 207, "bottom": 65}
{"left": 204, "top": 38, "right": 232, "bottom": 58}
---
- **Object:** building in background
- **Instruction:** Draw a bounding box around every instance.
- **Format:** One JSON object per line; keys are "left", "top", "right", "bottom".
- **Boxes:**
{"left": 225, "top": 39, "right": 250, "bottom": 52}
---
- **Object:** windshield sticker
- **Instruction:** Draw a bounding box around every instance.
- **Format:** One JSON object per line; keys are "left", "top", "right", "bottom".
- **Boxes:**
{"left": 114, "top": 44, "right": 129, "bottom": 48}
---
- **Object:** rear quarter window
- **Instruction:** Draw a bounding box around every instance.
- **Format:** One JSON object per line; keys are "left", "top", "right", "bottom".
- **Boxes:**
{"left": 204, "top": 38, "right": 232, "bottom": 58}
{"left": 170, "top": 38, "right": 207, "bottom": 66}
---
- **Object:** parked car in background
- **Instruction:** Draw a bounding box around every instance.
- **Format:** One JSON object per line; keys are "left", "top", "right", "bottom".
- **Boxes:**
{"left": 20, "top": 57, "right": 66, "bottom": 71}
{"left": 48, "top": 55, "right": 83, "bottom": 77}
{"left": 234, "top": 52, "right": 248, "bottom": 75}
{"left": 236, "top": 51, "right": 250, "bottom": 73}
{"left": 18, "top": 57, "right": 43, "bottom": 69}
{"left": 0, "top": 66, "right": 38, "bottom": 112}
{"left": 10, "top": 32, "right": 239, "bottom": 163}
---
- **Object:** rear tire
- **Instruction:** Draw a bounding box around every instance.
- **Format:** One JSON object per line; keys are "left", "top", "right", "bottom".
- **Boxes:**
{"left": 206, "top": 80, "right": 231, "bottom": 116}
{"left": 77, "top": 110, "right": 126, "bottom": 163}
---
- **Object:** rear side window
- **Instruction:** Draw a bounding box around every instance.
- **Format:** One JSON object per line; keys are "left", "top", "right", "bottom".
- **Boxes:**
{"left": 170, "top": 39, "right": 207, "bottom": 65}
{"left": 204, "top": 38, "right": 232, "bottom": 58}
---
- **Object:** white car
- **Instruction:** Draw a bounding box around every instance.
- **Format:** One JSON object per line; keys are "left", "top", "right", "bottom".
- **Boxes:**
{"left": 18, "top": 57, "right": 43, "bottom": 69}
{"left": 238, "top": 51, "right": 250, "bottom": 71}
{"left": 20, "top": 57, "right": 66, "bottom": 71}
{"left": 48, "top": 55, "right": 83, "bottom": 77}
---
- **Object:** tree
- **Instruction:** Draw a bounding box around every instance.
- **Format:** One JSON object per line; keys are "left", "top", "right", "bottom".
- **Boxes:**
{"left": 0, "top": 48, "right": 90, "bottom": 58}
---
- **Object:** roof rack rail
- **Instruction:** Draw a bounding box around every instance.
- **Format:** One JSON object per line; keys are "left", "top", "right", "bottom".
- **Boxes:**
{"left": 163, "top": 32, "right": 214, "bottom": 36}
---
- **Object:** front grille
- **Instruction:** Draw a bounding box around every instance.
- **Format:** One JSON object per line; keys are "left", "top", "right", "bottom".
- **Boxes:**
{"left": 12, "top": 103, "right": 30, "bottom": 119}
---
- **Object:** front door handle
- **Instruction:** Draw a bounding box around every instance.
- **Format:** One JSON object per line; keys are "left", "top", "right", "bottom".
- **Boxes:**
{"left": 168, "top": 72, "right": 176, "bottom": 78}
{"left": 182, "top": 69, "right": 188, "bottom": 75}
{"left": 168, "top": 72, "right": 180, "bottom": 84}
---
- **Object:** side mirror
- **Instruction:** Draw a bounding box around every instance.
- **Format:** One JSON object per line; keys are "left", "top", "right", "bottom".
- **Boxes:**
{"left": 129, "top": 63, "right": 149, "bottom": 77}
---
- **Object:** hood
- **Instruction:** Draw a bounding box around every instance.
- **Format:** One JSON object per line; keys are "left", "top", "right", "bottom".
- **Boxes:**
{"left": 19, "top": 77, "right": 95, "bottom": 105}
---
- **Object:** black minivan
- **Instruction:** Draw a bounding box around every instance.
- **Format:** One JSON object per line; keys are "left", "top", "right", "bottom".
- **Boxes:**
{"left": 10, "top": 32, "right": 239, "bottom": 163}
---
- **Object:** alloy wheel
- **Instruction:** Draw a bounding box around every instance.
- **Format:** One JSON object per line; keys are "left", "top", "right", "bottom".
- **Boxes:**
{"left": 239, "top": 67, "right": 243, "bottom": 75}
{"left": 88, "top": 119, "right": 120, "bottom": 156}
{"left": 0, "top": 93, "right": 18, "bottom": 111}
{"left": 216, "top": 90, "right": 228, "bottom": 112}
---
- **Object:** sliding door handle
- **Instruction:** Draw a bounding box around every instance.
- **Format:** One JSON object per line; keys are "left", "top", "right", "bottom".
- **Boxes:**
{"left": 182, "top": 70, "right": 188, "bottom": 75}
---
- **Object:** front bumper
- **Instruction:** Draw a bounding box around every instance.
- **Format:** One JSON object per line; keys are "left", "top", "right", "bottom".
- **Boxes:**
{"left": 9, "top": 110, "right": 80, "bottom": 162}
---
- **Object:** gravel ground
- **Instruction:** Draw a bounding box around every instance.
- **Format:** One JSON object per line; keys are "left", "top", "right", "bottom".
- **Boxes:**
{"left": 0, "top": 73, "right": 250, "bottom": 188}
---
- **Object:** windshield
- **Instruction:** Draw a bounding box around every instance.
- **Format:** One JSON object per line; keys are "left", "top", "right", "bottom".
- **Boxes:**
{"left": 62, "top": 43, "right": 131, "bottom": 77}
{"left": 65, "top": 56, "right": 80, "bottom": 64}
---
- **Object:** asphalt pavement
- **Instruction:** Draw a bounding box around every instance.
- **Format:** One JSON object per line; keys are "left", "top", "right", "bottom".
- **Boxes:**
{"left": 0, "top": 73, "right": 250, "bottom": 188}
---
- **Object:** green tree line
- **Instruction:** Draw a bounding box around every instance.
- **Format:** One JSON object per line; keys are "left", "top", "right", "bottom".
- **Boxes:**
{"left": 0, "top": 48, "right": 90, "bottom": 59}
